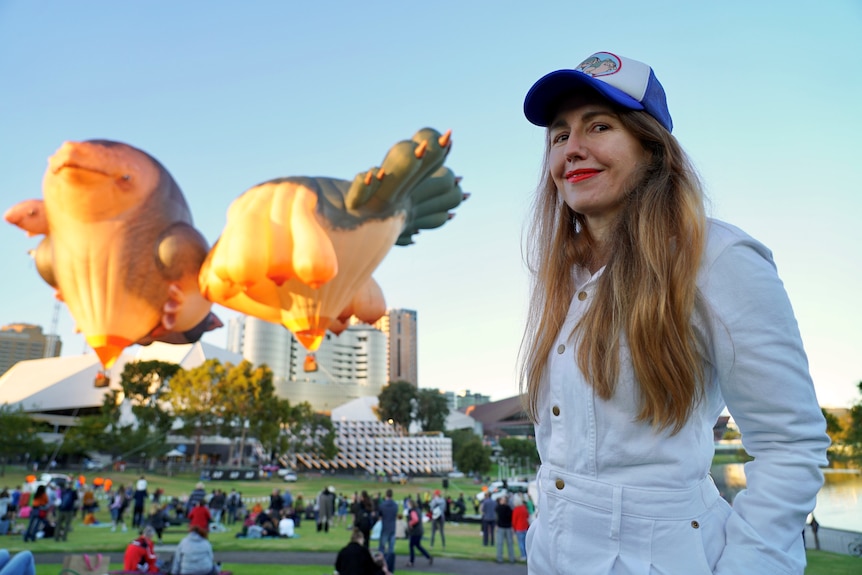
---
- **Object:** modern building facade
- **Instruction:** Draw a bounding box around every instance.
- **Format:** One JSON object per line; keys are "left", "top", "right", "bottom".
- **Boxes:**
{"left": 0, "top": 323, "right": 61, "bottom": 377}
{"left": 375, "top": 309, "right": 418, "bottom": 387}
{"left": 296, "top": 396, "right": 453, "bottom": 476}
{"left": 227, "top": 315, "right": 388, "bottom": 412}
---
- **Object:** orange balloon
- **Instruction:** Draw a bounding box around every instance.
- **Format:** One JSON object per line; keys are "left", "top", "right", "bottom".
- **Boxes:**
{"left": 9, "top": 140, "right": 216, "bottom": 368}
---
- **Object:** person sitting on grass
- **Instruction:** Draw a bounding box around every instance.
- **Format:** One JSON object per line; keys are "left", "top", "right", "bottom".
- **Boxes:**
{"left": 123, "top": 526, "right": 160, "bottom": 574}
{"left": 170, "top": 525, "right": 219, "bottom": 575}
{"left": 277, "top": 509, "right": 295, "bottom": 538}
{"left": 334, "top": 528, "right": 390, "bottom": 575}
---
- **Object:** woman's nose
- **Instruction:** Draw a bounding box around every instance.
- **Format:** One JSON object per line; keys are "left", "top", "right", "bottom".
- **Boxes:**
{"left": 564, "top": 134, "right": 586, "bottom": 161}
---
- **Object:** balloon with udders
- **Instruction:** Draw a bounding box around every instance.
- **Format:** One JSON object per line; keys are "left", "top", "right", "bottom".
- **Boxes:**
{"left": 201, "top": 127, "right": 467, "bottom": 351}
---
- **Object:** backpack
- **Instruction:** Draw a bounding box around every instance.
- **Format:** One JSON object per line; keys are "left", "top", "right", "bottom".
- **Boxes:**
{"left": 356, "top": 506, "right": 372, "bottom": 531}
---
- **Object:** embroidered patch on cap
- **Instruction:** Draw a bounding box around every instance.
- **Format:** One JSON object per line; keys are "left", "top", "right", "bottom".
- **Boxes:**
{"left": 576, "top": 52, "right": 622, "bottom": 78}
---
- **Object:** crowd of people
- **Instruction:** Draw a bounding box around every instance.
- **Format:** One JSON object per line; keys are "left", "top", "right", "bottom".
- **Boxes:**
{"left": 2, "top": 471, "right": 538, "bottom": 575}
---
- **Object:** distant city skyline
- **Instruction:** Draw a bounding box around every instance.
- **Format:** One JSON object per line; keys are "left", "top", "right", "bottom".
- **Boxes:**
{"left": 0, "top": 323, "right": 61, "bottom": 377}
{"left": 1, "top": 2, "right": 859, "bottom": 407}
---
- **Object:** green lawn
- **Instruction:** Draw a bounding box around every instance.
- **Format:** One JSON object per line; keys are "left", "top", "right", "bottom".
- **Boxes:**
{"left": 28, "top": 552, "right": 862, "bottom": 575}
{"left": 3, "top": 468, "right": 858, "bottom": 574}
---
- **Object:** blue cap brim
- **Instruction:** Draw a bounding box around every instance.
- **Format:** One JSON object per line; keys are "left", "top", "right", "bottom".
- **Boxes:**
{"left": 523, "top": 69, "right": 644, "bottom": 127}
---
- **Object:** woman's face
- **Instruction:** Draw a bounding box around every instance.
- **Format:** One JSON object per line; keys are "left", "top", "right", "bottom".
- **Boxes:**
{"left": 548, "top": 95, "right": 647, "bottom": 229}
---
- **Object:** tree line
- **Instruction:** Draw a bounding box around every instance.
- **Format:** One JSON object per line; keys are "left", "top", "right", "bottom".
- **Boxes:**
{"left": 0, "top": 358, "right": 337, "bottom": 473}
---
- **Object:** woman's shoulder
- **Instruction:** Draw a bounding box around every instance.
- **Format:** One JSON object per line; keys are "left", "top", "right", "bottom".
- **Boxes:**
{"left": 702, "top": 218, "right": 774, "bottom": 268}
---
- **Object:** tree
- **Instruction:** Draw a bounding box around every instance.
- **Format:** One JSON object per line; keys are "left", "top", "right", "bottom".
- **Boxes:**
{"left": 119, "top": 360, "right": 180, "bottom": 433}
{"left": 845, "top": 381, "right": 862, "bottom": 466}
{"left": 166, "top": 359, "right": 225, "bottom": 463}
{"left": 216, "top": 360, "right": 276, "bottom": 466}
{"left": 119, "top": 360, "right": 181, "bottom": 463}
{"left": 445, "top": 428, "right": 477, "bottom": 456}
{"left": 278, "top": 401, "right": 338, "bottom": 464}
{"left": 498, "top": 437, "right": 540, "bottom": 469}
{"left": 0, "top": 405, "right": 47, "bottom": 475}
{"left": 377, "top": 381, "right": 417, "bottom": 435}
{"left": 416, "top": 388, "right": 450, "bottom": 433}
{"left": 59, "top": 413, "right": 110, "bottom": 459}
{"left": 454, "top": 435, "right": 492, "bottom": 476}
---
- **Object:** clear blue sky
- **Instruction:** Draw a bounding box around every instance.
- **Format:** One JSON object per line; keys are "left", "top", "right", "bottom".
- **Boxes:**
{"left": 1, "top": 1, "right": 860, "bottom": 407}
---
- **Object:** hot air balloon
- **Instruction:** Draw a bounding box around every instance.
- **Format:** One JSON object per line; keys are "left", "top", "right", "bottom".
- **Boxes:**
{"left": 201, "top": 127, "right": 467, "bottom": 351}
{"left": 4, "top": 140, "right": 220, "bottom": 368}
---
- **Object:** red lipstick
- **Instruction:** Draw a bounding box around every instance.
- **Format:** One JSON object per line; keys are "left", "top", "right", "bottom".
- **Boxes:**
{"left": 565, "top": 168, "right": 600, "bottom": 183}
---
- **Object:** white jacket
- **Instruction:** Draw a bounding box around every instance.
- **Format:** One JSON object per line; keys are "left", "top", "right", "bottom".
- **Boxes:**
{"left": 527, "top": 220, "right": 829, "bottom": 575}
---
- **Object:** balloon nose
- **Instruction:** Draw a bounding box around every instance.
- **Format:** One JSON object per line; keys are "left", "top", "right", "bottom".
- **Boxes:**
{"left": 87, "top": 335, "right": 132, "bottom": 369}
{"left": 294, "top": 328, "right": 327, "bottom": 352}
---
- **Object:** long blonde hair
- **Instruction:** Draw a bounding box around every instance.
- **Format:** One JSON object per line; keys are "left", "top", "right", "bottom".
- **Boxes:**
{"left": 519, "top": 109, "right": 706, "bottom": 433}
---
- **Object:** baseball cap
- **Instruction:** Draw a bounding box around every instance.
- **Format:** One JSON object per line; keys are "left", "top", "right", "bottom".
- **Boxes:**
{"left": 524, "top": 51, "right": 672, "bottom": 132}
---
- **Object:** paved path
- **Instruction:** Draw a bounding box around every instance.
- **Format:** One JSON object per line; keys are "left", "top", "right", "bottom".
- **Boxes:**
{"left": 34, "top": 551, "right": 528, "bottom": 575}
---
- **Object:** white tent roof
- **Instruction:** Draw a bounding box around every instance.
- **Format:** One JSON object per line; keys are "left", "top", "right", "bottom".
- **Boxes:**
{"left": 133, "top": 341, "right": 243, "bottom": 368}
{"left": 0, "top": 354, "right": 110, "bottom": 411}
{"left": 0, "top": 341, "right": 243, "bottom": 414}
{"left": 331, "top": 396, "right": 379, "bottom": 421}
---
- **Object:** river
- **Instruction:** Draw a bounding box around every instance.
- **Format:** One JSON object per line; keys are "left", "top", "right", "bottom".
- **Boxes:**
{"left": 711, "top": 464, "right": 862, "bottom": 532}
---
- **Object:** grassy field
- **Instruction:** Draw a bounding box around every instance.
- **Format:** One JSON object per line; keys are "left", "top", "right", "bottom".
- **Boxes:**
{"left": 3, "top": 468, "right": 858, "bottom": 574}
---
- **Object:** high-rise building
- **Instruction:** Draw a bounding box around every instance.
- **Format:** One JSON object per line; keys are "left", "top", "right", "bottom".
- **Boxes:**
{"left": 375, "top": 309, "right": 418, "bottom": 387}
{"left": 227, "top": 315, "right": 388, "bottom": 411}
{"left": 0, "top": 323, "right": 62, "bottom": 376}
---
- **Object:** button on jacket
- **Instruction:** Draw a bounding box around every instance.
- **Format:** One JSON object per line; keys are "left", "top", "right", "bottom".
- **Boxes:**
{"left": 527, "top": 220, "right": 829, "bottom": 575}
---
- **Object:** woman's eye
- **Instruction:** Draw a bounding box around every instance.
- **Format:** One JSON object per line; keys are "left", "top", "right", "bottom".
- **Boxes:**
{"left": 592, "top": 124, "right": 610, "bottom": 133}
{"left": 552, "top": 133, "right": 569, "bottom": 144}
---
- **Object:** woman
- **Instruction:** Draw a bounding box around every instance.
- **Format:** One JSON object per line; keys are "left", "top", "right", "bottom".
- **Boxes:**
{"left": 511, "top": 495, "right": 529, "bottom": 562}
{"left": 353, "top": 490, "right": 375, "bottom": 549}
{"left": 22, "top": 486, "right": 48, "bottom": 543}
{"left": 110, "top": 484, "right": 128, "bottom": 532}
{"left": 404, "top": 498, "right": 432, "bottom": 568}
{"left": 520, "top": 51, "right": 829, "bottom": 574}
{"left": 170, "top": 525, "right": 219, "bottom": 575}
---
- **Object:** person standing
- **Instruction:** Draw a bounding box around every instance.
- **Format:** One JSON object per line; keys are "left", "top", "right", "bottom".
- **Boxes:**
{"left": 54, "top": 483, "right": 78, "bottom": 541}
{"left": 317, "top": 487, "right": 335, "bottom": 533}
{"left": 429, "top": 489, "right": 446, "bottom": 548}
{"left": 146, "top": 503, "right": 167, "bottom": 543}
{"left": 188, "top": 500, "right": 212, "bottom": 534}
{"left": 22, "top": 485, "right": 48, "bottom": 542}
{"left": 187, "top": 482, "right": 207, "bottom": 510}
{"left": 377, "top": 489, "right": 398, "bottom": 557}
{"left": 109, "top": 484, "right": 129, "bottom": 533}
{"left": 353, "top": 491, "right": 375, "bottom": 549}
{"left": 404, "top": 498, "right": 432, "bottom": 568}
{"left": 511, "top": 495, "right": 530, "bottom": 562}
{"left": 132, "top": 478, "right": 148, "bottom": 529}
{"left": 208, "top": 489, "right": 225, "bottom": 526}
{"left": 225, "top": 489, "right": 239, "bottom": 526}
{"left": 495, "top": 495, "right": 515, "bottom": 564}
{"left": 519, "top": 50, "right": 830, "bottom": 574}
{"left": 269, "top": 488, "right": 284, "bottom": 517}
{"left": 480, "top": 493, "right": 496, "bottom": 547}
